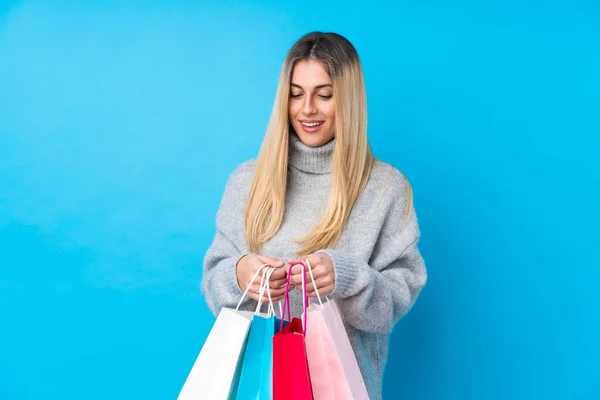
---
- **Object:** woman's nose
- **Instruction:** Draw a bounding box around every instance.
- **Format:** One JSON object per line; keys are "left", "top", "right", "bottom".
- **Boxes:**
{"left": 302, "top": 97, "right": 317, "bottom": 115}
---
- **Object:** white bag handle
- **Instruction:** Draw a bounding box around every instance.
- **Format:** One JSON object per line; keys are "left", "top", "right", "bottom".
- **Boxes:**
{"left": 255, "top": 266, "right": 275, "bottom": 315}
{"left": 235, "top": 264, "right": 270, "bottom": 311}
{"left": 256, "top": 267, "right": 285, "bottom": 318}
{"left": 305, "top": 258, "right": 329, "bottom": 307}
{"left": 255, "top": 269, "right": 267, "bottom": 314}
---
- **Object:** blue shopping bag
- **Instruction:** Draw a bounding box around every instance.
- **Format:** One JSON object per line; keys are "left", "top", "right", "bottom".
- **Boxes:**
{"left": 235, "top": 315, "right": 279, "bottom": 399}
{"left": 235, "top": 266, "right": 288, "bottom": 399}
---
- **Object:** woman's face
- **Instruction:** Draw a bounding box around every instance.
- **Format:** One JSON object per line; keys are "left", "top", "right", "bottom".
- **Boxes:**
{"left": 288, "top": 59, "right": 336, "bottom": 148}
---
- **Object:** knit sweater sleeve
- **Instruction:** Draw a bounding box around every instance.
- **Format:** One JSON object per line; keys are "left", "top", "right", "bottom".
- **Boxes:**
{"left": 317, "top": 171, "right": 427, "bottom": 334}
{"left": 201, "top": 160, "right": 255, "bottom": 316}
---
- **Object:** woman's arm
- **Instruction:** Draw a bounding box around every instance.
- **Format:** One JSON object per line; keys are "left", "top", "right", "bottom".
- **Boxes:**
{"left": 202, "top": 229, "right": 249, "bottom": 316}
{"left": 319, "top": 213, "right": 426, "bottom": 334}
{"left": 289, "top": 172, "right": 427, "bottom": 333}
{"left": 201, "top": 161, "right": 287, "bottom": 316}
{"left": 322, "top": 173, "right": 426, "bottom": 333}
{"left": 201, "top": 161, "right": 254, "bottom": 315}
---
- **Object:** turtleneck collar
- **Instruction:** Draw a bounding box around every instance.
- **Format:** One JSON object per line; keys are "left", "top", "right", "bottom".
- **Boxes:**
{"left": 288, "top": 130, "right": 335, "bottom": 175}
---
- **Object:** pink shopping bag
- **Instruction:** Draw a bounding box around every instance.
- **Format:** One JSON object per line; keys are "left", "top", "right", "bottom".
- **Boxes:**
{"left": 299, "top": 260, "right": 370, "bottom": 400}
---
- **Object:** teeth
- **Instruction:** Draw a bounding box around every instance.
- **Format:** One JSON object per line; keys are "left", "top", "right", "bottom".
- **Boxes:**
{"left": 301, "top": 121, "right": 323, "bottom": 127}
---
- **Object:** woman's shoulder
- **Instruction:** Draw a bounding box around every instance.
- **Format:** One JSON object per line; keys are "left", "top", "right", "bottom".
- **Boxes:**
{"left": 370, "top": 159, "right": 410, "bottom": 196}
{"left": 226, "top": 159, "right": 256, "bottom": 188}
{"left": 232, "top": 158, "right": 257, "bottom": 174}
{"left": 218, "top": 159, "right": 256, "bottom": 211}
{"left": 366, "top": 160, "right": 415, "bottom": 222}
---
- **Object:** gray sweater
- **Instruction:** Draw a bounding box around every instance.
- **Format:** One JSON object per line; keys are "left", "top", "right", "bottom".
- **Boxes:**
{"left": 202, "top": 132, "right": 427, "bottom": 400}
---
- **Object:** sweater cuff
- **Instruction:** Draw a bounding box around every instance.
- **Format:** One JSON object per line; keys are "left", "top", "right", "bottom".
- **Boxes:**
{"left": 226, "top": 253, "right": 248, "bottom": 297}
{"left": 316, "top": 249, "right": 362, "bottom": 298}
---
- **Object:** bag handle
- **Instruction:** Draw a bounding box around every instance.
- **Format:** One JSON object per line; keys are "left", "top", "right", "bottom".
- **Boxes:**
{"left": 235, "top": 263, "right": 270, "bottom": 311}
{"left": 280, "top": 261, "right": 308, "bottom": 333}
{"left": 281, "top": 271, "right": 292, "bottom": 325}
{"left": 305, "top": 258, "right": 329, "bottom": 307}
{"left": 255, "top": 266, "right": 281, "bottom": 317}
{"left": 254, "top": 267, "right": 271, "bottom": 315}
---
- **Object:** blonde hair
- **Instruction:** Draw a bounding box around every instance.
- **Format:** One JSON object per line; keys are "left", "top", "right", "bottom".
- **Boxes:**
{"left": 244, "top": 32, "right": 411, "bottom": 255}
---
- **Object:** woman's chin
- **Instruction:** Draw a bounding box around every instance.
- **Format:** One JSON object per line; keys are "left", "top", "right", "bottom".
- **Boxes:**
{"left": 294, "top": 127, "right": 334, "bottom": 148}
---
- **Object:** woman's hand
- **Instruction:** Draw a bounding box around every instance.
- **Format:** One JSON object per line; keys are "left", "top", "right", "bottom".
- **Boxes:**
{"left": 236, "top": 254, "right": 288, "bottom": 302}
{"left": 287, "top": 253, "right": 335, "bottom": 298}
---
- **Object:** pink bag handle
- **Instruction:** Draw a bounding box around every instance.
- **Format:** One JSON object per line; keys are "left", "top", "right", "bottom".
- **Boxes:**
{"left": 280, "top": 261, "right": 308, "bottom": 333}
{"left": 298, "top": 262, "right": 308, "bottom": 332}
{"left": 281, "top": 271, "right": 292, "bottom": 326}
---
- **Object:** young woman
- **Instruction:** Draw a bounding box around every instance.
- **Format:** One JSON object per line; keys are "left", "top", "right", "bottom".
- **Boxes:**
{"left": 202, "top": 31, "right": 427, "bottom": 400}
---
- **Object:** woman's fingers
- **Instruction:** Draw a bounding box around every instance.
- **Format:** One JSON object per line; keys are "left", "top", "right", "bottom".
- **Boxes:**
{"left": 252, "top": 285, "right": 287, "bottom": 299}
{"left": 265, "top": 267, "right": 288, "bottom": 290}
{"left": 306, "top": 275, "right": 333, "bottom": 291}
{"left": 292, "top": 273, "right": 333, "bottom": 297}
{"left": 289, "top": 262, "right": 320, "bottom": 274}
{"left": 289, "top": 266, "right": 326, "bottom": 285}
{"left": 287, "top": 255, "right": 318, "bottom": 267}
{"left": 296, "top": 281, "right": 331, "bottom": 296}
{"left": 261, "top": 294, "right": 285, "bottom": 303}
{"left": 306, "top": 284, "right": 334, "bottom": 298}
{"left": 246, "top": 292, "right": 260, "bottom": 302}
{"left": 265, "top": 286, "right": 288, "bottom": 297}
{"left": 269, "top": 277, "right": 288, "bottom": 289}
{"left": 248, "top": 288, "right": 286, "bottom": 303}
{"left": 255, "top": 254, "right": 285, "bottom": 268}
{"left": 270, "top": 267, "right": 286, "bottom": 277}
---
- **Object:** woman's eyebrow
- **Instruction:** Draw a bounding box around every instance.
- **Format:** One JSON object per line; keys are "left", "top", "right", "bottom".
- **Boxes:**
{"left": 290, "top": 83, "right": 333, "bottom": 89}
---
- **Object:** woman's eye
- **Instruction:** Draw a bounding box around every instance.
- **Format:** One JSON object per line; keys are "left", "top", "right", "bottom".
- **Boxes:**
{"left": 318, "top": 94, "right": 333, "bottom": 100}
{"left": 290, "top": 93, "right": 303, "bottom": 98}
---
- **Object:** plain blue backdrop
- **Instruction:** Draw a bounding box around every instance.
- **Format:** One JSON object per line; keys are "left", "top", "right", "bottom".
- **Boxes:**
{"left": 1, "top": 0, "right": 598, "bottom": 399}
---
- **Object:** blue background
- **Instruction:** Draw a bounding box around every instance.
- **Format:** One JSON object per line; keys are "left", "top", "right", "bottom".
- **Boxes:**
{"left": 1, "top": 1, "right": 598, "bottom": 399}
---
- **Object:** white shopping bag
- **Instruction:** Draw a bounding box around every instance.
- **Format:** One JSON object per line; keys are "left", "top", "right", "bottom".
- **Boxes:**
{"left": 178, "top": 265, "right": 272, "bottom": 400}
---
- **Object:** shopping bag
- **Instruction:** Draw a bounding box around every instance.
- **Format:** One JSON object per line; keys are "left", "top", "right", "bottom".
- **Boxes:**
{"left": 236, "top": 267, "right": 282, "bottom": 400}
{"left": 178, "top": 265, "right": 271, "bottom": 400}
{"left": 302, "top": 260, "right": 370, "bottom": 400}
{"left": 273, "top": 262, "right": 313, "bottom": 400}
{"left": 320, "top": 299, "right": 369, "bottom": 399}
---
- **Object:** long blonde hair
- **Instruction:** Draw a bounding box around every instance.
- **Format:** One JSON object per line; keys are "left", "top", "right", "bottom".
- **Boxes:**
{"left": 244, "top": 32, "right": 407, "bottom": 255}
